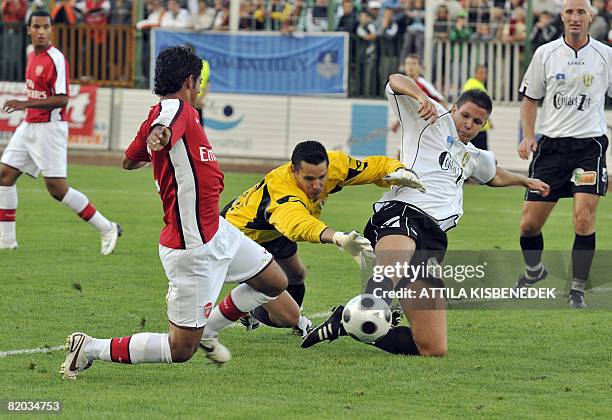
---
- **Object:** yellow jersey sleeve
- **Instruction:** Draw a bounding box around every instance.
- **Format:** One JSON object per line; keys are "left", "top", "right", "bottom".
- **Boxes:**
{"left": 267, "top": 197, "right": 328, "bottom": 243}
{"left": 328, "top": 151, "right": 404, "bottom": 188}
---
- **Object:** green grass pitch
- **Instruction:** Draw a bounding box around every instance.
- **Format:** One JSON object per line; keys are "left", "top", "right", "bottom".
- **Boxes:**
{"left": 1, "top": 164, "right": 611, "bottom": 418}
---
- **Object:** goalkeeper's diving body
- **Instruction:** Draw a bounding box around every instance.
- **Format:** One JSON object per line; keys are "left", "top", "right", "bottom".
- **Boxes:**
{"left": 301, "top": 76, "right": 550, "bottom": 356}
{"left": 219, "top": 140, "right": 426, "bottom": 337}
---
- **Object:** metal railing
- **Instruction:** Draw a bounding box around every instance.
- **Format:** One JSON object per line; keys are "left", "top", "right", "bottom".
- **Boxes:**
{"left": 432, "top": 39, "right": 524, "bottom": 103}
{"left": 52, "top": 24, "right": 135, "bottom": 87}
{"left": 0, "top": 23, "right": 28, "bottom": 82}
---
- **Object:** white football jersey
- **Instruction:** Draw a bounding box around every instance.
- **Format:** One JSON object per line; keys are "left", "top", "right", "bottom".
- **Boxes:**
{"left": 379, "top": 83, "right": 497, "bottom": 231}
{"left": 519, "top": 37, "right": 612, "bottom": 138}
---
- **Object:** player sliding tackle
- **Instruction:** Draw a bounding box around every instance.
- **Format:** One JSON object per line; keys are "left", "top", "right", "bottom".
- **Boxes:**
{"left": 218, "top": 139, "right": 426, "bottom": 338}
{"left": 60, "top": 46, "right": 289, "bottom": 378}
{"left": 302, "top": 74, "right": 550, "bottom": 356}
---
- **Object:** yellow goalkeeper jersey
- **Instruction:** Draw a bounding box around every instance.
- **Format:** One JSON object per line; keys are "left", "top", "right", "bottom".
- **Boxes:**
{"left": 223, "top": 151, "right": 404, "bottom": 244}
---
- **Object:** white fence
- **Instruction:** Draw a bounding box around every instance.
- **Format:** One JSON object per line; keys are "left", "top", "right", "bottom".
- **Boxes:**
{"left": 431, "top": 40, "right": 524, "bottom": 103}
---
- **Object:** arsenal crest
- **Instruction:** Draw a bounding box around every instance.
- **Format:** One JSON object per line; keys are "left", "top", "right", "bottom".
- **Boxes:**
{"left": 582, "top": 74, "right": 594, "bottom": 87}
{"left": 35, "top": 64, "right": 44, "bottom": 77}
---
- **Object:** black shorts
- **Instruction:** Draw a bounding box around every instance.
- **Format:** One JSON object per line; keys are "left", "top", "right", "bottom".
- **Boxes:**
{"left": 364, "top": 201, "right": 448, "bottom": 265}
{"left": 526, "top": 135, "right": 608, "bottom": 202}
{"left": 260, "top": 235, "right": 297, "bottom": 260}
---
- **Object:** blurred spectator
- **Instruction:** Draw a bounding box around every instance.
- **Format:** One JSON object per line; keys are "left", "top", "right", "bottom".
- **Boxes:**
{"left": 355, "top": 9, "right": 377, "bottom": 96}
{"left": 468, "top": 0, "right": 490, "bottom": 25}
{"left": 51, "top": 0, "right": 83, "bottom": 24}
{"left": 532, "top": 0, "right": 562, "bottom": 15}
{"left": 252, "top": 0, "right": 266, "bottom": 29}
{"left": 433, "top": 4, "right": 450, "bottom": 40}
{"left": 379, "top": 6, "right": 400, "bottom": 90}
{"left": 1, "top": 0, "right": 27, "bottom": 23}
{"left": 528, "top": 10, "right": 559, "bottom": 51}
{"left": 366, "top": 0, "right": 382, "bottom": 32}
{"left": 462, "top": 64, "right": 491, "bottom": 150}
{"left": 336, "top": 0, "right": 357, "bottom": 33}
{"left": 445, "top": 0, "right": 465, "bottom": 20}
{"left": 79, "top": 0, "right": 110, "bottom": 25}
{"left": 192, "top": 0, "right": 214, "bottom": 30}
{"left": 590, "top": 1, "right": 608, "bottom": 42}
{"left": 268, "top": 0, "right": 291, "bottom": 31}
{"left": 400, "top": 0, "right": 424, "bottom": 59}
{"left": 283, "top": 0, "right": 308, "bottom": 33}
{"left": 307, "top": 0, "right": 329, "bottom": 32}
{"left": 471, "top": 22, "right": 495, "bottom": 42}
{"left": 502, "top": 6, "right": 526, "bottom": 43}
{"left": 161, "top": 0, "right": 192, "bottom": 28}
{"left": 136, "top": 0, "right": 164, "bottom": 29}
{"left": 109, "top": 0, "right": 131, "bottom": 24}
{"left": 488, "top": 6, "right": 505, "bottom": 40}
{"left": 26, "top": 0, "right": 46, "bottom": 24}
{"left": 449, "top": 11, "right": 472, "bottom": 42}
{"left": 212, "top": 0, "right": 229, "bottom": 30}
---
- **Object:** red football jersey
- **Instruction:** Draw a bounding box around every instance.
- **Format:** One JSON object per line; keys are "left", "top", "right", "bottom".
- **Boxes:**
{"left": 125, "top": 99, "right": 224, "bottom": 249}
{"left": 24, "top": 45, "right": 69, "bottom": 123}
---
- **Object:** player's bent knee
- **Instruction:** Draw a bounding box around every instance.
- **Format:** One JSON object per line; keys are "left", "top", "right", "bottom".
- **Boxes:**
{"left": 169, "top": 343, "right": 197, "bottom": 363}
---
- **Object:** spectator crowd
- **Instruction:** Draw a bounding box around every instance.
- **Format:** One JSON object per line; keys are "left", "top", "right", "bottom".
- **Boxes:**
{"left": 2, "top": 0, "right": 612, "bottom": 95}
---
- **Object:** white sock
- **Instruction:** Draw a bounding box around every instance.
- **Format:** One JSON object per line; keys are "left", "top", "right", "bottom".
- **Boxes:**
{"left": 86, "top": 333, "right": 172, "bottom": 364}
{"left": 61, "top": 187, "right": 112, "bottom": 233}
{"left": 0, "top": 185, "right": 17, "bottom": 243}
{"left": 202, "top": 284, "right": 277, "bottom": 339}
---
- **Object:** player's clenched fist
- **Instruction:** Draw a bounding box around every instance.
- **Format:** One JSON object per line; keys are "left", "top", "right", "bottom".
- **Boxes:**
{"left": 147, "top": 125, "right": 171, "bottom": 151}
{"left": 417, "top": 94, "right": 437, "bottom": 124}
{"left": 332, "top": 231, "right": 374, "bottom": 267}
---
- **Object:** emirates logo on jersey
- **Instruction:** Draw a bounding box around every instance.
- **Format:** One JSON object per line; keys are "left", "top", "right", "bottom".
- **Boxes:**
{"left": 35, "top": 65, "right": 44, "bottom": 77}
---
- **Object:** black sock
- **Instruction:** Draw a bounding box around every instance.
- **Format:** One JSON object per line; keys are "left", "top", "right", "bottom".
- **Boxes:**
{"left": 252, "top": 306, "right": 282, "bottom": 328}
{"left": 286, "top": 283, "right": 306, "bottom": 307}
{"left": 520, "top": 233, "right": 544, "bottom": 269}
{"left": 364, "top": 276, "right": 394, "bottom": 305}
{"left": 372, "top": 326, "right": 420, "bottom": 355}
{"left": 572, "top": 232, "right": 595, "bottom": 287}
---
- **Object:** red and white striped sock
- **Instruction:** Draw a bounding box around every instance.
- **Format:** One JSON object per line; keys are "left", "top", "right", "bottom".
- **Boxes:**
{"left": 85, "top": 333, "right": 172, "bottom": 364}
{"left": 61, "top": 187, "right": 112, "bottom": 233}
{"left": 0, "top": 185, "right": 17, "bottom": 244}
{"left": 202, "top": 283, "right": 277, "bottom": 339}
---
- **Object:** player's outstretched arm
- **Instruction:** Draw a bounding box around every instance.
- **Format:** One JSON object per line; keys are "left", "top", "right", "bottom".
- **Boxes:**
{"left": 321, "top": 228, "right": 375, "bottom": 268}
{"left": 487, "top": 166, "right": 550, "bottom": 197}
{"left": 3, "top": 95, "right": 69, "bottom": 113}
{"left": 388, "top": 74, "right": 437, "bottom": 124}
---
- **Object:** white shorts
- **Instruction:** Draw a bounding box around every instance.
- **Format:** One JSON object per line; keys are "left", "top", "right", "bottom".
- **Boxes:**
{"left": 160, "top": 217, "right": 273, "bottom": 329}
{"left": 1, "top": 121, "right": 68, "bottom": 178}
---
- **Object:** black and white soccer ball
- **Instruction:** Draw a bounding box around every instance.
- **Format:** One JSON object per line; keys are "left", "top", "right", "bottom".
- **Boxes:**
{"left": 341, "top": 294, "right": 392, "bottom": 343}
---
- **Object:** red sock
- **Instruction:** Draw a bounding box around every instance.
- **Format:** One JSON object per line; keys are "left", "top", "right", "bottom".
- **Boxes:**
{"left": 110, "top": 336, "right": 132, "bottom": 364}
{"left": 78, "top": 203, "right": 96, "bottom": 221}
{"left": 219, "top": 294, "right": 247, "bottom": 321}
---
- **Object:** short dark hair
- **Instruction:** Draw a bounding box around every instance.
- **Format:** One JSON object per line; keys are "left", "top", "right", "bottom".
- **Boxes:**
{"left": 28, "top": 9, "right": 51, "bottom": 26}
{"left": 405, "top": 54, "right": 422, "bottom": 64}
{"left": 291, "top": 141, "right": 328, "bottom": 170}
{"left": 153, "top": 46, "right": 202, "bottom": 97}
{"left": 455, "top": 89, "right": 492, "bottom": 115}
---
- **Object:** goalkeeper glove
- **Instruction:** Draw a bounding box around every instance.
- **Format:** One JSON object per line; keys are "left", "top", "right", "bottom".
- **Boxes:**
{"left": 383, "top": 168, "right": 426, "bottom": 193}
{"left": 332, "top": 231, "right": 374, "bottom": 267}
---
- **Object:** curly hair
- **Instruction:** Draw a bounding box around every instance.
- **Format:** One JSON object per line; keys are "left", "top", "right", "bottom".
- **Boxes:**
{"left": 291, "top": 141, "right": 329, "bottom": 170}
{"left": 153, "top": 46, "right": 202, "bottom": 97}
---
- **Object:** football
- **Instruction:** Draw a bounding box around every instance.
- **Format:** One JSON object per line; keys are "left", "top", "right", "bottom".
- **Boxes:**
{"left": 341, "top": 294, "right": 392, "bottom": 343}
